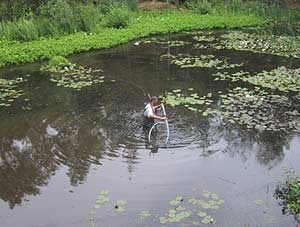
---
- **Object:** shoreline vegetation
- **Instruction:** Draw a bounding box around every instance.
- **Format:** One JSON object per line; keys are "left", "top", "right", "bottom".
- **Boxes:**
{"left": 0, "top": 11, "right": 263, "bottom": 68}
{"left": 0, "top": 0, "right": 299, "bottom": 68}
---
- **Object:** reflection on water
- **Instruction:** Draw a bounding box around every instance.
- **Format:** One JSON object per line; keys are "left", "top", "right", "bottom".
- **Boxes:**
{"left": 0, "top": 31, "right": 299, "bottom": 226}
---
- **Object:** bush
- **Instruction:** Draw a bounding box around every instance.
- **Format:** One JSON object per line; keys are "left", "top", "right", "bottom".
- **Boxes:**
{"left": 74, "top": 4, "right": 103, "bottom": 32}
{"left": 99, "top": 0, "right": 138, "bottom": 14}
{"left": 104, "top": 2, "right": 133, "bottom": 28}
{"left": 0, "top": 18, "right": 39, "bottom": 41}
{"left": 0, "top": 1, "right": 31, "bottom": 21}
{"left": 186, "top": 0, "right": 212, "bottom": 15}
{"left": 48, "top": 55, "right": 70, "bottom": 68}
{"left": 38, "top": 0, "right": 76, "bottom": 34}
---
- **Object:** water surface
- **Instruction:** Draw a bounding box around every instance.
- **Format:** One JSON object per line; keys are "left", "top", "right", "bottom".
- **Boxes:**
{"left": 0, "top": 31, "right": 300, "bottom": 227}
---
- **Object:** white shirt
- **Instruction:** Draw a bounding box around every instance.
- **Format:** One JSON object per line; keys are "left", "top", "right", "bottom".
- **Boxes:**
{"left": 144, "top": 103, "right": 154, "bottom": 118}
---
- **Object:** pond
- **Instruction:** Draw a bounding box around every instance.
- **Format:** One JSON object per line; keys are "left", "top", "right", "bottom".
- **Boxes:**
{"left": 0, "top": 30, "right": 300, "bottom": 227}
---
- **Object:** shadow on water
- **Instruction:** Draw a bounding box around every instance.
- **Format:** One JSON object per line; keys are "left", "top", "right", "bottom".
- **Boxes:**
{"left": 0, "top": 30, "right": 300, "bottom": 226}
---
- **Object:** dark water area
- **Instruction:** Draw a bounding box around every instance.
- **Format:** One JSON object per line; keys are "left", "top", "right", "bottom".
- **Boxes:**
{"left": 0, "top": 31, "right": 300, "bottom": 227}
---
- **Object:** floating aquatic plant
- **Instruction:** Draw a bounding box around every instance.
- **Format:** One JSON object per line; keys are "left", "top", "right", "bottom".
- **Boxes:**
{"left": 245, "top": 66, "right": 300, "bottom": 92}
{"left": 255, "top": 199, "right": 264, "bottom": 206}
{"left": 158, "top": 191, "right": 224, "bottom": 225}
{"left": 139, "top": 210, "right": 151, "bottom": 219}
{"left": 219, "top": 31, "right": 300, "bottom": 58}
{"left": 88, "top": 189, "right": 110, "bottom": 227}
{"left": 218, "top": 87, "right": 300, "bottom": 132}
{"left": 159, "top": 209, "right": 192, "bottom": 224}
{"left": 163, "top": 53, "right": 243, "bottom": 70}
{"left": 139, "top": 38, "right": 190, "bottom": 47}
{"left": 115, "top": 200, "right": 127, "bottom": 212}
{"left": 161, "top": 89, "right": 214, "bottom": 116}
{"left": 213, "top": 71, "right": 251, "bottom": 82}
{"left": 213, "top": 67, "right": 300, "bottom": 92}
{"left": 41, "top": 57, "right": 105, "bottom": 90}
{"left": 0, "top": 77, "right": 28, "bottom": 107}
{"left": 193, "top": 35, "right": 215, "bottom": 42}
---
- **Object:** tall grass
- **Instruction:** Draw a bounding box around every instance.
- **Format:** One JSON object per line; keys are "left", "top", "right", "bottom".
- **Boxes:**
{"left": 0, "top": 0, "right": 135, "bottom": 42}
{"left": 104, "top": 2, "right": 133, "bottom": 28}
{"left": 185, "top": 0, "right": 300, "bottom": 36}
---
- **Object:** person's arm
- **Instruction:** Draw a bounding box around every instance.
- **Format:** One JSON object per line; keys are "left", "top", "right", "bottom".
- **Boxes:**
{"left": 150, "top": 114, "right": 167, "bottom": 121}
{"left": 152, "top": 104, "right": 162, "bottom": 110}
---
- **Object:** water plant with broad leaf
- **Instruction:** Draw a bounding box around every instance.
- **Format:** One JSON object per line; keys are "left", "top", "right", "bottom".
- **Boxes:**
{"left": 160, "top": 89, "right": 214, "bottom": 116}
{"left": 158, "top": 190, "right": 224, "bottom": 225}
{"left": 41, "top": 56, "right": 104, "bottom": 90}
{"left": 163, "top": 53, "right": 243, "bottom": 70}
{"left": 219, "top": 31, "right": 300, "bottom": 58}
{"left": 217, "top": 87, "right": 300, "bottom": 132}
{"left": 275, "top": 168, "right": 300, "bottom": 218}
{"left": 246, "top": 66, "right": 300, "bottom": 92}
{"left": 0, "top": 76, "right": 29, "bottom": 107}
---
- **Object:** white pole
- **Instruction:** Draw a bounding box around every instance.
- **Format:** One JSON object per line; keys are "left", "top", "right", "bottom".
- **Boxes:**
{"left": 148, "top": 104, "right": 170, "bottom": 143}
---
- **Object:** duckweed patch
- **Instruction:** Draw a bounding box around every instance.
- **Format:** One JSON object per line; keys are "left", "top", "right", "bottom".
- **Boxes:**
{"left": 163, "top": 54, "right": 243, "bottom": 70}
{"left": 193, "top": 35, "right": 216, "bottom": 42}
{"left": 246, "top": 66, "right": 300, "bottom": 92}
{"left": 213, "top": 71, "right": 251, "bottom": 82}
{"left": 88, "top": 189, "right": 225, "bottom": 226}
{"left": 220, "top": 31, "right": 300, "bottom": 58}
{"left": 115, "top": 200, "right": 127, "bottom": 212}
{"left": 41, "top": 59, "right": 104, "bottom": 90}
{"left": 192, "top": 30, "right": 300, "bottom": 59}
{"left": 160, "top": 89, "right": 215, "bottom": 117}
{"left": 255, "top": 199, "right": 264, "bottom": 206}
{"left": 0, "top": 77, "right": 28, "bottom": 107}
{"left": 140, "top": 38, "right": 190, "bottom": 47}
{"left": 218, "top": 87, "right": 300, "bottom": 132}
{"left": 88, "top": 189, "right": 110, "bottom": 227}
{"left": 139, "top": 210, "right": 151, "bottom": 219}
{"left": 159, "top": 190, "right": 224, "bottom": 225}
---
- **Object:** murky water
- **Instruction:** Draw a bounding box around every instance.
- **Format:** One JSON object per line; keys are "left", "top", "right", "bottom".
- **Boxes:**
{"left": 0, "top": 31, "right": 300, "bottom": 227}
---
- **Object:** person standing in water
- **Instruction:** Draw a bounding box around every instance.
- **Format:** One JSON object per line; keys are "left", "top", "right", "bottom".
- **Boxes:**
{"left": 143, "top": 96, "right": 168, "bottom": 129}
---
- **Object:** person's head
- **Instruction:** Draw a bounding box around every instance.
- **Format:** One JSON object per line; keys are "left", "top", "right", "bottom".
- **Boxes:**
{"left": 150, "top": 96, "right": 159, "bottom": 106}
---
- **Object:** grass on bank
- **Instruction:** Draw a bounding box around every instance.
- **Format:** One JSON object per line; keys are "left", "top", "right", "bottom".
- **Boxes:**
{"left": 0, "top": 11, "right": 264, "bottom": 68}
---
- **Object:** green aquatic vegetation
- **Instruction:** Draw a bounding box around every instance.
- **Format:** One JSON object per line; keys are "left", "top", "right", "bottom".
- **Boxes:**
{"left": 218, "top": 87, "right": 300, "bottom": 132}
{"left": 161, "top": 89, "right": 218, "bottom": 117}
{"left": 140, "top": 39, "right": 190, "bottom": 47}
{"left": 139, "top": 210, "right": 151, "bottom": 219}
{"left": 275, "top": 168, "right": 300, "bottom": 216}
{"left": 161, "top": 90, "right": 213, "bottom": 108}
{"left": 213, "top": 67, "right": 300, "bottom": 92}
{"left": 255, "top": 199, "right": 264, "bottom": 206}
{"left": 201, "top": 215, "right": 214, "bottom": 224}
{"left": 193, "top": 35, "right": 215, "bottom": 42}
{"left": 88, "top": 189, "right": 110, "bottom": 227}
{"left": 245, "top": 66, "right": 300, "bottom": 92}
{"left": 47, "top": 55, "right": 70, "bottom": 68}
{"left": 0, "top": 12, "right": 264, "bottom": 68}
{"left": 197, "top": 211, "right": 207, "bottom": 217}
{"left": 219, "top": 31, "right": 300, "bottom": 58}
{"left": 169, "top": 195, "right": 183, "bottom": 206}
{"left": 42, "top": 59, "right": 104, "bottom": 90}
{"left": 159, "top": 209, "right": 192, "bottom": 224}
{"left": 0, "top": 77, "right": 27, "bottom": 107}
{"left": 193, "top": 221, "right": 201, "bottom": 225}
{"left": 168, "top": 40, "right": 191, "bottom": 47}
{"left": 115, "top": 200, "right": 127, "bottom": 212}
{"left": 167, "top": 54, "right": 243, "bottom": 70}
{"left": 158, "top": 191, "right": 224, "bottom": 225}
{"left": 213, "top": 71, "right": 251, "bottom": 82}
